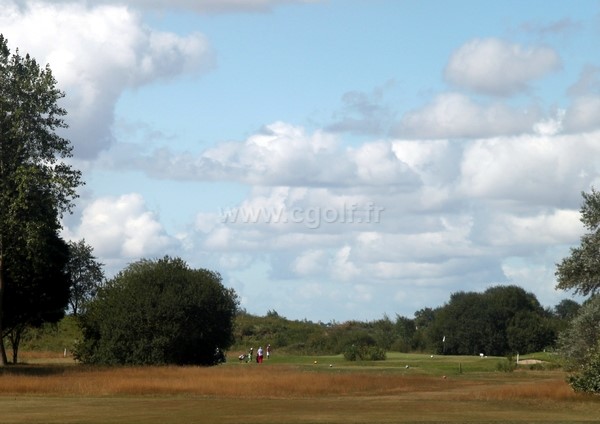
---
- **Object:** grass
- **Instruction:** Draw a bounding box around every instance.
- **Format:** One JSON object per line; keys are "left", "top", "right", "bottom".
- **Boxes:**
{"left": 0, "top": 352, "right": 598, "bottom": 423}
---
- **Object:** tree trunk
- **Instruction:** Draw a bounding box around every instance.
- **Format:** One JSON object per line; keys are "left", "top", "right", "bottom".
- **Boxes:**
{"left": 0, "top": 253, "right": 6, "bottom": 366}
{"left": 9, "top": 328, "right": 21, "bottom": 364}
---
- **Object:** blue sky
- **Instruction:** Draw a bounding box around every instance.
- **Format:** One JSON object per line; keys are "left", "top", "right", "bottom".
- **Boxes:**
{"left": 2, "top": 0, "right": 600, "bottom": 322}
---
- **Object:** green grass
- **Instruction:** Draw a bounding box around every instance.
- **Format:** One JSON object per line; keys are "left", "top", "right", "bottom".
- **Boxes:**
{"left": 260, "top": 351, "right": 516, "bottom": 375}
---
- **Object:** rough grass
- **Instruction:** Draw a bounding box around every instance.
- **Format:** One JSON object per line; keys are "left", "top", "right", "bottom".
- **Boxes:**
{"left": 0, "top": 353, "right": 598, "bottom": 424}
{"left": 0, "top": 364, "right": 446, "bottom": 397}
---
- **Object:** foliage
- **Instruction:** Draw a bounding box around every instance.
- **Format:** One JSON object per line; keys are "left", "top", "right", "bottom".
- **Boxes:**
{"left": 556, "top": 188, "right": 600, "bottom": 296}
{"left": 66, "top": 239, "right": 105, "bottom": 316}
{"left": 74, "top": 257, "right": 238, "bottom": 365}
{"left": 343, "top": 344, "right": 386, "bottom": 361}
{"left": 233, "top": 286, "right": 565, "bottom": 358}
{"left": 425, "top": 285, "right": 555, "bottom": 356}
{"left": 554, "top": 189, "right": 600, "bottom": 393}
{"left": 19, "top": 315, "right": 80, "bottom": 353}
{"left": 558, "top": 296, "right": 600, "bottom": 370}
{"left": 0, "top": 34, "right": 82, "bottom": 365}
{"left": 232, "top": 310, "right": 326, "bottom": 354}
{"left": 3, "top": 233, "right": 71, "bottom": 363}
{"left": 553, "top": 299, "right": 581, "bottom": 321}
{"left": 496, "top": 357, "right": 516, "bottom": 372}
{"left": 568, "top": 345, "right": 600, "bottom": 394}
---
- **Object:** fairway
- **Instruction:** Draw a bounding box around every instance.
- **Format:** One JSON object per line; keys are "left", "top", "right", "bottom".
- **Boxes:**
{"left": 0, "top": 353, "right": 598, "bottom": 423}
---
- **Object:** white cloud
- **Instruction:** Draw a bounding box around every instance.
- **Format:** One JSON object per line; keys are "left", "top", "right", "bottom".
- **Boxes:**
{"left": 292, "top": 249, "right": 328, "bottom": 276}
{"left": 64, "top": 193, "right": 178, "bottom": 266}
{"left": 330, "top": 245, "right": 360, "bottom": 281}
{"left": 0, "top": 1, "right": 214, "bottom": 158}
{"left": 134, "top": 121, "right": 420, "bottom": 188}
{"left": 484, "top": 209, "right": 583, "bottom": 248}
{"left": 563, "top": 95, "right": 600, "bottom": 132}
{"left": 17, "top": 0, "right": 322, "bottom": 13}
{"left": 394, "top": 93, "right": 540, "bottom": 139}
{"left": 444, "top": 38, "right": 561, "bottom": 96}
{"left": 175, "top": 123, "right": 600, "bottom": 312}
{"left": 458, "top": 131, "right": 600, "bottom": 206}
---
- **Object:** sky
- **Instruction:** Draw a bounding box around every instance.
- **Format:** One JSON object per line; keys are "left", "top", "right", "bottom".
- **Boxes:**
{"left": 1, "top": 0, "right": 599, "bottom": 322}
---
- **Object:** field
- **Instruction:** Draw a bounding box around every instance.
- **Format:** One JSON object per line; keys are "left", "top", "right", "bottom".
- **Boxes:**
{"left": 0, "top": 351, "right": 598, "bottom": 423}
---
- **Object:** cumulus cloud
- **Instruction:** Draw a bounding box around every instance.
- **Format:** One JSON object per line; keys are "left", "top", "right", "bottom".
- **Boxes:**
{"left": 458, "top": 131, "right": 600, "bottom": 206}
{"left": 484, "top": 209, "right": 583, "bottom": 248}
{"left": 0, "top": 1, "right": 214, "bottom": 158}
{"left": 175, "top": 122, "right": 600, "bottom": 309}
{"left": 394, "top": 93, "right": 540, "bottom": 139}
{"left": 444, "top": 38, "right": 561, "bottom": 96}
{"left": 130, "top": 121, "right": 420, "bottom": 188}
{"left": 64, "top": 193, "right": 178, "bottom": 265}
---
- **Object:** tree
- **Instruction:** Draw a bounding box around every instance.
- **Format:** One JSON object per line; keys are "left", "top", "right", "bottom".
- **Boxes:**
{"left": 66, "top": 239, "right": 104, "bottom": 316}
{"left": 506, "top": 310, "right": 554, "bottom": 355}
{"left": 556, "top": 188, "right": 600, "bottom": 296}
{"left": 555, "top": 189, "right": 600, "bottom": 392}
{"left": 75, "top": 257, "right": 239, "bottom": 366}
{"left": 3, "top": 233, "right": 71, "bottom": 363}
{"left": 557, "top": 296, "right": 600, "bottom": 393}
{"left": 427, "top": 285, "right": 553, "bottom": 356}
{"left": 392, "top": 315, "right": 416, "bottom": 352}
{"left": 557, "top": 296, "right": 600, "bottom": 370}
{"left": 0, "top": 34, "right": 82, "bottom": 365}
{"left": 553, "top": 299, "right": 581, "bottom": 321}
{"left": 567, "top": 340, "right": 600, "bottom": 394}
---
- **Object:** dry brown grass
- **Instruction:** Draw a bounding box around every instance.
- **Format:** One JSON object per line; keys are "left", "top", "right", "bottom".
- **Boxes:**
{"left": 0, "top": 363, "right": 588, "bottom": 402}
{"left": 0, "top": 364, "right": 447, "bottom": 398}
{"left": 473, "top": 379, "right": 579, "bottom": 401}
{"left": 0, "top": 363, "right": 599, "bottom": 423}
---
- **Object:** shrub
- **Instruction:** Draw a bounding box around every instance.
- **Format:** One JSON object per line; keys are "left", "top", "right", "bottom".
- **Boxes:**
{"left": 568, "top": 351, "right": 600, "bottom": 394}
{"left": 75, "top": 257, "right": 238, "bottom": 366}
{"left": 496, "top": 357, "right": 516, "bottom": 372}
{"left": 343, "top": 344, "right": 386, "bottom": 361}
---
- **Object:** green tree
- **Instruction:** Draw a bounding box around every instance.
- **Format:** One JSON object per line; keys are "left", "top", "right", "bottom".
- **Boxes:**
{"left": 506, "top": 310, "right": 554, "bottom": 354}
{"left": 427, "top": 286, "right": 553, "bottom": 356}
{"left": 75, "top": 257, "right": 239, "bottom": 366}
{"left": 558, "top": 296, "right": 600, "bottom": 393}
{"left": 555, "top": 189, "right": 600, "bottom": 392}
{"left": 568, "top": 340, "right": 600, "bottom": 394}
{"left": 372, "top": 315, "right": 395, "bottom": 350}
{"left": 3, "top": 232, "right": 71, "bottom": 363}
{"left": 553, "top": 299, "right": 581, "bottom": 321}
{"left": 484, "top": 285, "right": 548, "bottom": 354}
{"left": 0, "top": 35, "right": 82, "bottom": 365}
{"left": 66, "top": 239, "right": 105, "bottom": 316}
{"left": 556, "top": 188, "right": 600, "bottom": 296}
{"left": 392, "top": 315, "right": 416, "bottom": 352}
{"left": 557, "top": 296, "right": 600, "bottom": 370}
{"left": 429, "top": 291, "right": 488, "bottom": 355}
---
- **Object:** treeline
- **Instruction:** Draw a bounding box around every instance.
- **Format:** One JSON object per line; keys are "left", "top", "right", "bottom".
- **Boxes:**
{"left": 232, "top": 285, "right": 580, "bottom": 357}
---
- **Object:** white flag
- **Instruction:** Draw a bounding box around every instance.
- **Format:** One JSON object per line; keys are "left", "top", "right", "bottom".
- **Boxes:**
{"left": 442, "top": 335, "right": 445, "bottom": 342}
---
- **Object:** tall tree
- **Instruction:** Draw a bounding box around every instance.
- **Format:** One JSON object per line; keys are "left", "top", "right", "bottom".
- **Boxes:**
{"left": 66, "top": 239, "right": 104, "bottom": 316}
{"left": 556, "top": 188, "right": 600, "bottom": 296}
{"left": 0, "top": 35, "right": 82, "bottom": 365}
